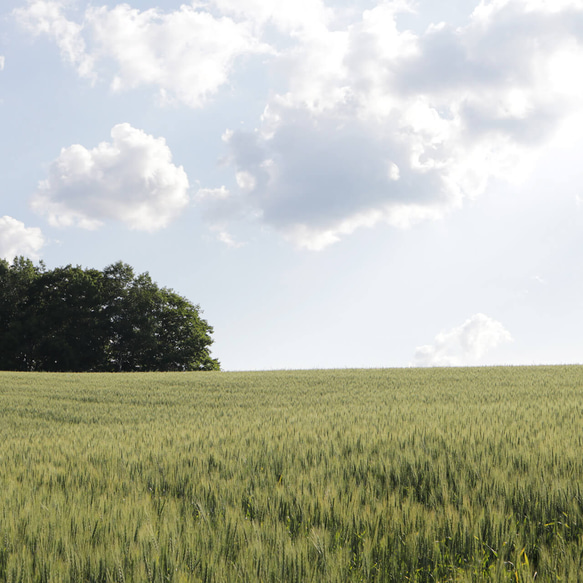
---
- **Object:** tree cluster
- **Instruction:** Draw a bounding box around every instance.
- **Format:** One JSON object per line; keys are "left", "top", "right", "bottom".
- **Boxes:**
{"left": 0, "top": 257, "right": 220, "bottom": 372}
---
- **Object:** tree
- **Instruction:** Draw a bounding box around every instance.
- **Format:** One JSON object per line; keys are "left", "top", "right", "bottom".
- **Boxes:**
{"left": 0, "top": 258, "right": 220, "bottom": 372}
{"left": 0, "top": 257, "right": 46, "bottom": 370}
{"left": 22, "top": 266, "right": 109, "bottom": 372}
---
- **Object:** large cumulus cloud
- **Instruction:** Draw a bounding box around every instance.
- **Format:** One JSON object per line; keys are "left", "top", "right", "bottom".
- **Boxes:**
{"left": 209, "top": 0, "right": 583, "bottom": 247}
{"left": 217, "top": 106, "right": 450, "bottom": 249}
{"left": 31, "top": 123, "right": 189, "bottom": 231}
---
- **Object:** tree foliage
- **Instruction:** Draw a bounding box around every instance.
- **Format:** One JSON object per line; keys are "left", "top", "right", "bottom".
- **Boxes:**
{"left": 0, "top": 258, "right": 220, "bottom": 372}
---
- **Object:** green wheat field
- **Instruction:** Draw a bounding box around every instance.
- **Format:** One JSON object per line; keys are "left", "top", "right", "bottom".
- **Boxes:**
{"left": 2, "top": 366, "right": 583, "bottom": 582}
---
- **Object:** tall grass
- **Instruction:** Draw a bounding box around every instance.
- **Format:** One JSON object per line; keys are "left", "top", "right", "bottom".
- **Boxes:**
{"left": 1, "top": 366, "right": 583, "bottom": 581}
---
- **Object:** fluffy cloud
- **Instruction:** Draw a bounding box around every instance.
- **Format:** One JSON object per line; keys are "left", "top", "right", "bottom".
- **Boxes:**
{"left": 0, "top": 216, "right": 45, "bottom": 261}
{"left": 17, "top": 0, "right": 583, "bottom": 247}
{"left": 413, "top": 314, "right": 513, "bottom": 367}
{"left": 212, "top": 0, "right": 583, "bottom": 248}
{"left": 0, "top": 56, "right": 5, "bottom": 71}
{"left": 15, "top": 1, "right": 267, "bottom": 107}
{"left": 31, "top": 123, "right": 189, "bottom": 231}
{"left": 221, "top": 107, "right": 449, "bottom": 249}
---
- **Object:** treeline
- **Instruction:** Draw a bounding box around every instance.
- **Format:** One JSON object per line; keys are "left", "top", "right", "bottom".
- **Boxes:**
{"left": 0, "top": 257, "right": 220, "bottom": 372}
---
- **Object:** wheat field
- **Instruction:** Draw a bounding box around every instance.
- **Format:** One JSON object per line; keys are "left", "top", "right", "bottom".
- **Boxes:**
{"left": 1, "top": 366, "right": 583, "bottom": 582}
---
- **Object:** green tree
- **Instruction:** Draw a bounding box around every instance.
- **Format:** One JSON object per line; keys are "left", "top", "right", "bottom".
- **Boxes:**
{"left": 0, "top": 258, "right": 220, "bottom": 372}
{"left": 23, "top": 266, "right": 109, "bottom": 372}
{"left": 152, "top": 287, "right": 220, "bottom": 371}
{"left": 101, "top": 263, "right": 219, "bottom": 371}
{"left": 0, "top": 257, "right": 46, "bottom": 370}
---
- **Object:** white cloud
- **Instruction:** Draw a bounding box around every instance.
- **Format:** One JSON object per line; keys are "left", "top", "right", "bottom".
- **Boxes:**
{"left": 413, "top": 314, "right": 513, "bottom": 367}
{"left": 31, "top": 123, "right": 189, "bottom": 231}
{"left": 0, "top": 216, "right": 45, "bottom": 261}
{"left": 211, "top": 0, "right": 583, "bottom": 248}
{"left": 214, "top": 228, "right": 245, "bottom": 248}
{"left": 0, "top": 56, "right": 5, "bottom": 71}
{"left": 235, "top": 171, "right": 257, "bottom": 192}
{"left": 17, "top": 0, "right": 583, "bottom": 248}
{"left": 15, "top": 1, "right": 268, "bottom": 107}
{"left": 90, "top": 4, "right": 268, "bottom": 107}
{"left": 14, "top": 0, "right": 95, "bottom": 80}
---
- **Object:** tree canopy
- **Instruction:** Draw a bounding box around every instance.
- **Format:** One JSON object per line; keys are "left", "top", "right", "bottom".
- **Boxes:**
{"left": 0, "top": 258, "right": 220, "bottom": 372}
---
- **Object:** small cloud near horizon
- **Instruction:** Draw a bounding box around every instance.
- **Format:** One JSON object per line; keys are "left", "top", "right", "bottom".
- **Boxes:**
{"left": 412, "top": 313, "right": 513, "bottom": 367}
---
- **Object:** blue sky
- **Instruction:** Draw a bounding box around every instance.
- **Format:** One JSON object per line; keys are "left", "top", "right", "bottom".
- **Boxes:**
{"left": 2, "top": 0, "right": 583, "bottom": 370}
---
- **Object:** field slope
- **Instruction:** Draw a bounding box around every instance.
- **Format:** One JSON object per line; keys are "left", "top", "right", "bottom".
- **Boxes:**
{"left": 1, "top": 366, "right": 583, "bottom": 582}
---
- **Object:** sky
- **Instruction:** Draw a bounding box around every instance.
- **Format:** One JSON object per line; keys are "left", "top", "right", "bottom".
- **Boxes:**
{"left": 2, "top": 0, "right": 583, "bottom": 370}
